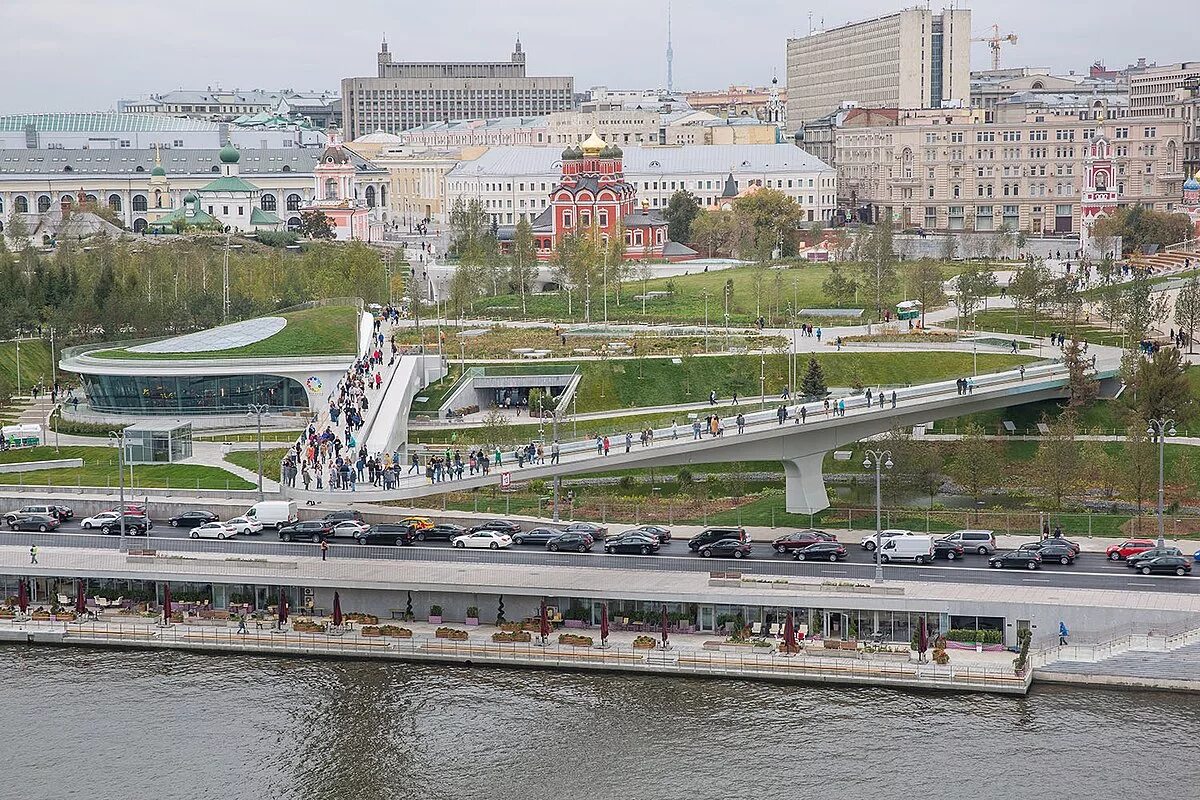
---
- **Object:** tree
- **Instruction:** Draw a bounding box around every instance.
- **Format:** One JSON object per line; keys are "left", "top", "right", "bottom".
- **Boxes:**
{"left": 799, "top": 356, "right": 827, "bottom": 398}
{"left": 1032, "top": 412, "right": 1081, "bottom": 508}
{"left": 5, "top": 209, "right": 29, "bottom": 251}
{"left": 1175, "top": 271, "right": 1200, "bottom": 354}
{"left": 732, "top": 188, "right": 802, "bottom": 261}
{"left": 509, "top": 215, "right": 537, "bottom": 315}
{"left": 664, "top": 190, "right": 700, "bottom": 244}
{"left": 691, "top": 209, "right": 734, "bottom": 258}
{"left": 856, "top": 215, "right": 898, "bottom": 321}
{"left": 903, "top": 260, "right": 947, "bottom": 326}
{"left": 822, "top": 263, "right": 858, "bottom": 307}
{"left": 1128, "top": 346, "right": 1194, "bottom": 423}
{"left": 1122, "top": 424, "right": 1157, "bottom": 519}
{"left": 1119, "top": 266, "right": 1169, "bottom": 342}
{"left": 1079, "top": 441, "right": 1119, "bottom": 499}
{"left": 1008, "top": 259, "right": 1048, "bottom": 326}
{"left": 952, "top": 262, "right": 997, "bottom": 325}
{"left": 1095, "top": 206, "right": 1193, "bottom": 255}
{"left": 1062, "top": 337, "right": 1098, "bottom": 409}
{"left": 298, "top": 209, "right": 335, "bottom": 240}
{"left": 946, "top": 423, "right": 1004, "bottom": 503}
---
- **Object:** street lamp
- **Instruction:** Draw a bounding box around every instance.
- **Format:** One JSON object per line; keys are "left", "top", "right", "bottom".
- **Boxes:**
{"left": 108, "top": 430, "right": 127, "bottom": 552}
{"left": 247, "top": 404, "right": 268, "bottom": 501}
{"left": 1147, "top": 417, "right": 1176, "bottom": 548}
{"left": 863, "top": 449, "right": 894, "bottom": 583}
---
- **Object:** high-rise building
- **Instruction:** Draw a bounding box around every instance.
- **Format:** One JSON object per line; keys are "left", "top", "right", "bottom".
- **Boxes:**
{"left": 1130, "top": 62, "right": 1200, "bottom": 118}
{"left": 785, "top": 7, "right": 971, "bottom": 128}
{"left": 340, "top": 38, "right": 575, "bottom": 140}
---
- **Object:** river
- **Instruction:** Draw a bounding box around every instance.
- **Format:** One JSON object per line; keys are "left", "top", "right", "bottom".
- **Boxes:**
{"left": 3, "top": 646, "right": 1196, "bottom": 800}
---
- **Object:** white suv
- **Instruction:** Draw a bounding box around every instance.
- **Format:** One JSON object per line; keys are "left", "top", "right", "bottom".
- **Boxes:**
{"left": 860, "top": 529, "right": 913, "bottom": 551}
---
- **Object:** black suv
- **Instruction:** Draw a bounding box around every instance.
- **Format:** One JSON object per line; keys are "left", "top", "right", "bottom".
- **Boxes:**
{"left": 99, "top": 515, "right": 149, "bottom": 536}
{"left": 356, "top": 524, "right": 416, "bottom": 546}
{"left": 416, "top": 523, "right": 467, "bottom": 542}
{"left": 278, "top": 520, "right": 334, "bottom": 543}
{"left": 688, "top": 526, "right": 747, "bottom": 552}
{"left": 470, "top": 519, "right": 522, "bottom": 535}
{"left": 324, "top": 510, "right": 365, "bottom": 523}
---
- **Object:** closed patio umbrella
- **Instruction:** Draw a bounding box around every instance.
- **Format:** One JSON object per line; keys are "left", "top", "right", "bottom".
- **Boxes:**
{"left": 600, "top": 603, "right": 609, "bottom": 646}
{"left": 17, "top": 580, "right": 28, "bottom": 613}
{"left": 278, "top": 589, "right": 289, "bottom": 627}
{"left": 332, "top": 591, "right": 343, "bottom": 627}
{"left": 75, "top": 580, "right": 86, "bottom": 615}
{"left": 918, "top": 615, "right": 929, "bottom": 661}
{"left": 783, "top": 611, "right": 797, "bottom": 652}
{"left": 539, "top": 598, "right": 550, "bottom": 643}
{"left": 660, "top": 606, "right": 669, "bottom": 649}
{"left": 162, "top": 583, "right": 173, "bottom": 622}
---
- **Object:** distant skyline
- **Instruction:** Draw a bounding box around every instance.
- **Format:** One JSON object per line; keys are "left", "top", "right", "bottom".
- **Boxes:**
{"left": 0, "top": 0, "right": 1193, "bottom": 114}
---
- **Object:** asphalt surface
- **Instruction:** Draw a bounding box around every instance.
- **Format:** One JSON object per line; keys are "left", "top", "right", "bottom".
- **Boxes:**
{"left": 5, "top": 515, "right": 1198, "bottom": 595}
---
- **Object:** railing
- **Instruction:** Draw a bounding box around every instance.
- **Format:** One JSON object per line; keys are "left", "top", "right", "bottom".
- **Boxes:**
{"left": 1029, "top": 619, "right": 1200, "bottom": 669}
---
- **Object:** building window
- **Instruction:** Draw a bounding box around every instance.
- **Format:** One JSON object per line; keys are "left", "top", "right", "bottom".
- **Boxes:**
{"left": 261, "top": 194, "right": 277, "bottom": 212}
{"left": 131, "top": 195, "right": 147, "bottom": 212}
{"left": 223, "top": 206, "right": 229, "bottom": 215}
{"left": 598, "top": 210, "right": 608, "bottom": 228}
{"left": 14, "top": 196, "right": 28, "bottom": 213}
{"left": 365, "top": 186, "right": 376, "bottom": 207}
{"left": 287, "top": 194, "right": 302, "bottom": 211}
{"left": 563, "top": 211, "right": 572, "bottom": 228}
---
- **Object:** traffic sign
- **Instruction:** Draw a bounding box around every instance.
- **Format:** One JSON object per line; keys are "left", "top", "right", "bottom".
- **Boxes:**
{"left": 500, "top": 471, "right": 512, "bottom": 490}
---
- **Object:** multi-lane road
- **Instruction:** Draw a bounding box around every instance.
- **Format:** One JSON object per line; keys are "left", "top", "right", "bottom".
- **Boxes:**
{"left": 6, "top": 516, "right": 1199, "bottom": 595}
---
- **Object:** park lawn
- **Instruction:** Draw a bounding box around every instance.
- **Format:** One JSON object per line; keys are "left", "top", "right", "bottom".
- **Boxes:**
{"left": 965, "top": 309, "right": 1128, "bottom": 347}
{"left": 225, "top": 448, "right": 288, "bottom": 482}
{"left": 0, "top": 445, "right": 253, "bottom": 489}
{"left": 92, "top": 304, "right": 360, "bottom": 360}
{"left": 195, "top": 430, "right": 304, "bottom": 443}
{"left": 0, "top": 339, "right": 53, "bottom": 391}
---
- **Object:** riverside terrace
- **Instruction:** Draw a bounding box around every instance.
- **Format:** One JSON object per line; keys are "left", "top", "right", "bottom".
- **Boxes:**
{"left": 2, "top": 541, "right": 1199, "bottom": 695}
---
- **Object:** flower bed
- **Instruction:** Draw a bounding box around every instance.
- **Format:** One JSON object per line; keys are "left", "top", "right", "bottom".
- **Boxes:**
{"left": 632, "top": 635, "right": 657, "bottom": 649}
{"left": 380, "top": 625, "right": 412, "bottom": 638}
{"left": 435, "top": 627, "right": 469, "bottom": 641}
{"left": 558, "top": 633, "right": 594, "bottom": 647}
{"left": 361, "top": 626, "right": 383, "bottom": 637}
{"left": 492, "top": 630, "right": 532, "bottom": 643}
{"left": 293, "top": 621, "right": 327, "bottom": 633}
{"left": 345, "top": 613, "right": 379, "bottom": 625}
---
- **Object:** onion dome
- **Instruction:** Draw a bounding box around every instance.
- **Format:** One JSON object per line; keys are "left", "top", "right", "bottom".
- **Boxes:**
{"left": 580, "top": 131, "right": 607, "bottom": 156}
{"left": 1185, "top": 171, "right": 1200, "bottom": 192}
{"left": 151, "top": 163, "right": 166, "bottom": 177}
{"left": 218, "top": 140, "right": 240, "bottom": 164}
{"left": 561, "top": 146, "right": 580, "bottom": 160}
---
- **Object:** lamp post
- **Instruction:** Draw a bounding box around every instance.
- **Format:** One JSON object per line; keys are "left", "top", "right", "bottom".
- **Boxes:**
{"left": 551, "top": 408, "right": 561, "bottom": 522}
{"left": 760, "top": 350, "right": 766, "bottom": 410}
{"left": 108, "top": 430, "right": 127, "bottom": 552}
{"left": 1148, "top": 417, "right": 1176, "bottom": 548}
{"left": 247, "top": 404, "right": 268, "bottom": 501}
{"left": 863, "top": 449, "right": 894, "bottom": 583}
{"left": 702, "top": 289, "right": 710, "bottom": 353}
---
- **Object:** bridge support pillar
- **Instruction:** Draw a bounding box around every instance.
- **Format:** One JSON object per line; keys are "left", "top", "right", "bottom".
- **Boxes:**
{"left": 781, "top": 453, "right": 830, "bottom": 515}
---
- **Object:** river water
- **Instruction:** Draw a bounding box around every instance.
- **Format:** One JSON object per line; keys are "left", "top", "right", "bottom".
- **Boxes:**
{"left": 3, "top": 645, "right": 1196, "bottom": 800}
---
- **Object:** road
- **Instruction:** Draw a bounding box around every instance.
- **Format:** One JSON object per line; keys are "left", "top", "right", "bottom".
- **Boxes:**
{"left": 7, "top": 515, "right": 1198, "bottom": 595}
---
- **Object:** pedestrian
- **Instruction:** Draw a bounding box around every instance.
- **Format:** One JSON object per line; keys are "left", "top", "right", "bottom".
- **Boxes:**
{"left": 1059, "top": 621, "right": 1069, "bottom": 646}
{"left": 238, "top": 615, "right": 248, "bottom": 635}
{"left": 603, "top": 436, "right": 610, "bottom": 456}
{"left": 891, "top": 391, "right": 897, "bottom": 408}
{"left": 1019, "top": 365, "right": 1025, "bottom": 381}
{"left": 625, "top": 432, "right": 632, "bottom": 453}
{"left": 671, "top": 419, "right": 678, "bottom": 440}
{"left": 30, "top": 544, "right": 37, "bottom": 564}
{"left": 865, "top": 387, "right": 872, "bottom": 406}
{"left": 551, "top": 440, "right": 560, "bottom": 465}
{"left": 732, "top": 392, "right": 739, "bottom": 406}
{"left": 320, "top": 540, "right": 329, "bottom": 561}
{"left": 709, "top": 390, "right": 717, "bottom": 406}
{"left": 737, "top": 413, "right": 746, "bottom": 433}
{"left": 800, "top": 406, "right": 807, "bottom": 424}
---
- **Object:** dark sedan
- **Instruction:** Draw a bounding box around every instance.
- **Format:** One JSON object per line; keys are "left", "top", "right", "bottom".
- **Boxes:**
{"left": 793, "top": 541, "right": 847, "bottom": 562}
{"left": 355, "top": 524, "right": 416, "bottom": 546}
{"left": 168, "top": 510, "right": 219, "bottom": 528}
{"left": 932, "top": 539, "right": 966, "bottom": 561}
{"left": 631, "top": 524, "right": 672, "bottom": 543}
{"left": 324, "top": 510, "right": 365, "bottom": 523}
{"left": 1043, "top": 536, "right": 1082, "bottom": 555}
{"left": 546, "top": 531, "right": 593, "bottom": 553}
{"left": 1133, "top": 555, "right": 1193, "bottom": 576}
{"left": 1127, "top": 547, "right": 1183, "bottom": 568}
{"left": 414, "top": 523, "right": 467, "bottom": 542}
{"left": 603, "top": 533, "right": 660, "bottom": 555}
{"left": 1016, "top": 542, "right": 1076, "bottom": 564}
{"left": 512, "top": 527, "right": 561, "bottom": 546}
{"left": 988, "top": 550, "right": 1041, "bottom": 570}
{"left": 470, "top": 519, "right": 522, "bottom": 535}
{"left": 699, "top": 538, "right": 753, "bottom": 559}
{"left": 562, "top": 521, "right": 607, "bottom": 537}
{"left": 772, "top": 529, "right": 836, "bottom": 554}
{"left": 278, "top": 520, "right": 334, "bottom": 543}
{"left": 8, "top": 514, "right": 60, "bottom": 532}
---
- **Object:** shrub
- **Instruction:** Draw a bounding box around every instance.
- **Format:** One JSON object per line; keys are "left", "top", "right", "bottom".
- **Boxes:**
{"left": 945, "top": 628, "right": 1003, "bottom": 645}
{"left": 429, "top": 604, "right": 443, "bottom": 616}
{"left": 466, "top": 606, "right": 480, "bottom": 618}
{"left": 255, "top": 231, "right": 300, "bottom": 248}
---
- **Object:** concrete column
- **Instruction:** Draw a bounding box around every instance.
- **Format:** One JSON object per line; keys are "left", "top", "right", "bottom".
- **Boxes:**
{"left": 781, "top": 452, "right": 830, "bottom": 514}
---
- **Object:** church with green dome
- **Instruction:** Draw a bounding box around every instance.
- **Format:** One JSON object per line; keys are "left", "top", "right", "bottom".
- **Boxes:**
{"left": 147, "top": 140, "right": 283, "bottom": 233}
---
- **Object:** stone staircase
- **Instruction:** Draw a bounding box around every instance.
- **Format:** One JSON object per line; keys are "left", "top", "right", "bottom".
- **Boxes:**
{"left": 1034, "top": 624, "right": 1200, "bottom": 689}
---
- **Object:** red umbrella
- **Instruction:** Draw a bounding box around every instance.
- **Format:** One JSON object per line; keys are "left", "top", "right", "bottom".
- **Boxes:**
{"left": 278, "top": 589, "right": 289, "bottom": 626}
{"left": 162, "top": 583, "right": 173, "bottom": 621}
{"left": 539, "top": 598, "right": 550, "bottom": 643}
{"left": 918, "top": 615, "right": 929, "bottom": 659}
{"left": 600, "top": 603, "right": 609, "bottom": 646}
{"left": 783, "top": 611, "right": 797, "bottom": 652}
{"left": 75, "top": 580, "right": 86, "bottom": 615}
{"left": 332, "top": 591, "right": 343, "bottom": 627}
{"left": 660, "top": 606, "right": 669, "bottom": 649}
{"left": 17, "top": 580, "right": 28, "bottom": 613}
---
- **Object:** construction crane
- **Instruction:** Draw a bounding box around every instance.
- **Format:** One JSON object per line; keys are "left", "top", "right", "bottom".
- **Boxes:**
{"left": 973, "top": 24, "right": 1018, "bottom": 71}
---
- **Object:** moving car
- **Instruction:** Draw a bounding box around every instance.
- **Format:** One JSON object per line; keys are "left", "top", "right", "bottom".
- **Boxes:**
{"left": 323, "top": 510, "right": 365, "bottom": 524}
{"left": 793, "top": 541, "right": 847, "bottom": 562}
{"left": 4, "top": 505, "right": 70, "bottom": 524}
{"left": 604, "top": 532, "right": 661, "bottom": 555}
{"left": 988, "top": 550, "right": 1041, "bottom": 570}
{"left": 687, "top": 526, "right": 747, "bottom": 552}
{"left": 561, "top": 521, "right": 607, "bottom": 538}
{"left": 1032, "top": 543, "right": 1076, "bottom": 565}
{"left": 327, "top": 520, "right": 370, "bottom": 539}
{"left": 51, "top": 505, "right": 74, "bottom": 520}
{"left": 1041, "top": 536, "right": 1082, "bottom": 555}
{"left": 98, "top": 515, "right": 149, "bottom": 536}
{"left": 225, "top": 516, "right": 263, "bottom": 536}
{"left": 939, "top": 529, "right": 996, "bottom": 555}
{"left": 1133, "top": 555, "right": 1193, "bottom": 576}
{"left": 1126, "top": 547, "right": 1183, "bottom": 568}
{"left": 772, "top": 529, "right": 837, "bottom": 554}
{"left": 1106, "top": 539, "right": 1157, "bottom": 561}
{"left": 452, "top": 530, "right": 513, "bottom": 549}
{"left": 878, "top": 534, "right": 935, "bottom": 564}
{"left": 699, "top": 538, "right": 752, "bottom": 559}
{"left": 400, "top": 516, "right": 435, "bottom": 530}
{"left": 546, "top": 531, "right": 593, "bottom": 552}
{"left": 860, "top": 529, "right": 913, "bottom": 551}
{"left": 512, "top": 527, "right": 561, "bottom": 546}
{"left": 356, "top": 524, "right": 416, "bottom": 546}
{"left": 8, "top": 513, "right": 60, "bottom": 532}
{"left": 81, "top": 511, "right": 122, "bottom": 530}
{"left": 631, "top": 524, "right": 672, "bottom": 542}
{"left": 469, "top": 519, "right": 522, "bottom": 536}
{"left": 932, "top": 539, "right": 966, "bottom": 561}
{"left": 168, "top": 510, "right": 219, "bottom": 528}
{"left": 415, "top": 523, "right": 467, "bottom": 542}
{"left": 278, "top": 520, "right": 334, "bottom": 543}
{"left": 189, "top": 521, "right": 237, "bottom": 540}
{"left": 245, "top": 500, "right": 298, "bottom": 531}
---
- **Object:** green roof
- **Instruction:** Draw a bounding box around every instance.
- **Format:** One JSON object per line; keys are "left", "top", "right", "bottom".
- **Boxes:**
{"left": 249, "top": 207, "right": 282, "bottom": 226}
{"left": 0, "top": 112, "right": 221, "bottom": 133}
{"left": 146, "top": 203, "right": 218, "bottom": 230}
{"left": 199, "top": 175, "right": 261, "bottom": 193}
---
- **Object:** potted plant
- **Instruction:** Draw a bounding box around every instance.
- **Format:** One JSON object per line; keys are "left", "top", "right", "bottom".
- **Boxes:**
{"left": 465, "top": 606, "right": 480, "bottom": 626}
{"left": 632, "top": 635, "right": 657, "bottom": 649}
{"left": 428, "top": 604, "right": 443, "bottom": 625}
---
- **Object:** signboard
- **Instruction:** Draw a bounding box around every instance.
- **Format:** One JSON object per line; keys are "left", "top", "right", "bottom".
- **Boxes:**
{"left": 499, "top": 471, "right": 512, "bottom": 490}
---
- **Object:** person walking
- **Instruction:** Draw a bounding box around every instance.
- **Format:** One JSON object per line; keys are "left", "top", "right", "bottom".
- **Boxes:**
{"left": 29, "top": 545, "right": 37, "bottom": 564}
{"left": 1059, "top": 621, "right": 1069, "bottom": 646}
{"left": 671, "top": 420, "right": 678, "bottom": 440}
{"left": 551, "top": 440, "right": 560, "bottom": 465}
{"left": 891, "top": 391, "right": 897, "bottom": 409}
{"left": 320, "top": 540, "right": 329, "bottom": 561}
{"left": 602, "top": 436, "right": 610, "bottom": 456}
{"left": 237, "top": 614, "right": 248, "bottom": 635}
{"left": 736, "top": 413, "right": 745, "bottom": 433}
{"left": 624, "top": 432, "right": 633, "bottom": 453}
{"left": 799, "top": 406, "right": 807, "bottom": 424}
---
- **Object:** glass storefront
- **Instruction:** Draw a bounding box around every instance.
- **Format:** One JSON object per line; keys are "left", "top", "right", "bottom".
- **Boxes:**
{"left": 81, "top": 373, "right": 309, "bottom": 414}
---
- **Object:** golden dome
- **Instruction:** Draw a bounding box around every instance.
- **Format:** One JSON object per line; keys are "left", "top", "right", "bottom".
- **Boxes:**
{"left": 580, "top": 131, "right": 607, "bottom": 156}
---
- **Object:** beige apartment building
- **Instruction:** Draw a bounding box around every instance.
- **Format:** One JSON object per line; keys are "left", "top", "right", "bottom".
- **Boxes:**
{"left": 1130, "top": 62, "right": 1200, "bottom": 118}
{"left": 786, "top": 7, "right": 971, "bottom": 127}
{"left": 366, "top": 145, "right": 487, "bottom": 227}
{"left": 837, "top": 106, "right": 1186, "bottom": 234}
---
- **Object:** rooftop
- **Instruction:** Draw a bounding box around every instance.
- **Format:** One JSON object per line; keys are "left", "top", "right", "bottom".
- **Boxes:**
{"left": 0, "top": 147, "right": 385, "bottom": 176}
{"left": 0, "top": 112, "right": 222, "bottom": 133}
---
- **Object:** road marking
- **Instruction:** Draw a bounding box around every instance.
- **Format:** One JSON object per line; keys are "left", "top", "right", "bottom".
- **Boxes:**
{"left": 1020, "top": 578, "right": 1051, "bottom": 583}
{"left": 821, "top": 570, "right": 848, "bottom": 575}
{"left": 1127, "top": 581, "right": 1157, "bottom": 587}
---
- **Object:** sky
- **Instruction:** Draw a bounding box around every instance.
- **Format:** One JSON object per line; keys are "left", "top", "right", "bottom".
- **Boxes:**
{"left": 0, "top": 0, "right": 1193, "bottom": 113}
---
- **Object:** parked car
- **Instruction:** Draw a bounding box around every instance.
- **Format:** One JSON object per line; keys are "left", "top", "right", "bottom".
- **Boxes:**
{"left": 168, "top": 510, "right": 219, "bottom": 528}
{"left": 400, "top": 516, "right": 435, "bottom": 530}
{"left": 772, "top": 529, "right": 837, "bottom": 554}
{"left": 452, "top": 530, "right": 513, "bottom": 549}
{"left": 860, "top": 529, "right": 912, "bottom": 551}
{"left": 1106, "top": 539, "right": 1157, "bottom": 561}
{"left": 1132, "top": 555, "right": 1193, "bottom": 576}
{"left": 189, "top": 521, "right": 237, "bottom": 540}
{"left": 793, "top": 541, "right": 847, "bottom": 562}
{"left": 512, "top": 527, "right": 561, "bottom": 546}
{"left": 988, "top": 550, "right": 1041, "bottom": 570}
{"left": 8, "top": 513, "right": 60, "bottom": 532}
{"left": 687, "top": 526, "right": 747, "bottom": 552}
{"left": 278, "top": 520, "right": 334, "bottom": 543}
{"left": 939, "top": 529, "right": 996, "bottom": 555}
{"left": 356, "top": 524, "right": 416, "bottom": 546}
{"left": 51, "top": 504, "right": 74, "bottom": 520}
{"left": 546, "top": 531, "right": 593, "bottom": 553}
{"left": 1041, "top": 536, "right": 1082, "bottom": 555}
{"left": 4, "top": 505, "right": 70, "bottom": 525}
{"left": 699, "top": 538, "right": 752, "bottom": 559}
{"left": 81, "top": 511, "right": 122, "bottom": 530}
{"left": 604, "top": 532, "right": 661, "bottom": 555}
{"left": 98, "top": 515, "right": 149, "bottom": 536}
{"left": 561, "top": 521, "right": 607, "bottom": 538}
{"left": 225, "top": 516, "right": 263, "bottom": 536}
{"left": 1127, "top": 547, "right": 1183, "bottom": 568}
{"left": 631, "top": 524, "right": 672, "bottom": 542}
{"left": 416, "top": 523, "right": 467, "bottom": 542}
{"left": 932, "top": 539, "right": 966, "bottom": 561}
{"left": 469, "top": 519, "right": 522, "bottom": 536}
{"left": 323, "top": 510, "right": 365, "bottom": 524}
{"left": 329, "top": 520, "right": 370, "bottom": 539}
{"left": 1034, "top": 543, "right": 1077, "bottom": 565}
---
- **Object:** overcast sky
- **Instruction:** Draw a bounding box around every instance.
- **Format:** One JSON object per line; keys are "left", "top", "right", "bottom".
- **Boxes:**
{"left": 0, "top": 0, "right": 1192, "bottom": 113}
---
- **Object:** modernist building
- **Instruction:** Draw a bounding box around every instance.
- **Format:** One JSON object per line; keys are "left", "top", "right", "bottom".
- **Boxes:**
{"left": 1129, "top": 62, "right": 1200, "bottom": 118}
{"left": 0, "top": 112, "right": 323, "bottom": 151}
{"left": 340, "top": 38, "right": 575, "bottom": 140}
{"left": 119, "top": 88, "right": 341, "bottom": 125}
{"left": 1169, "top": 85, "right": 1200, "bottom": 177}
{"left": 785, "top": 7, "right": 972, "bottom": 127}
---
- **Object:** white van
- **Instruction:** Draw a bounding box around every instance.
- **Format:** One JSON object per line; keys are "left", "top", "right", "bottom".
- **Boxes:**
{"left": 878, "top": 534, "right": 935, "bottom": 565}
{"left": 244, "top": 500, "right": 298, "bottom": 531}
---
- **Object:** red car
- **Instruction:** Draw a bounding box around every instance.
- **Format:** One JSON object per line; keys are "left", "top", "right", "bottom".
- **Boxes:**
{"left": 772, "top": 529, "right": 837, "bottom": 554}
{"left": 1106, "top": 539, "right": 1157, "bottom": 561}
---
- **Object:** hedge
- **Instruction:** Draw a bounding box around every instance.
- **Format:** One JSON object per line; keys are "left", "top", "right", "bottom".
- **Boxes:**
{"left": 945, "top": 628, "right": 1003, "bottom": 644}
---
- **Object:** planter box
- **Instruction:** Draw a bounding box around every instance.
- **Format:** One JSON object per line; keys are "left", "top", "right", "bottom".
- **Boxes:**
{"left": 428, "top": 615, "right": 443, "bottom": 625}
{"left": 435, "top": 627, "right": 469, "bottom": 641}
{"left": 381, "top": 626, "right": 413, "bottom": 638}
{"left": 465, "top": 617, "right": 479, "bottom": 627}
{"left": 492, "top": 631, "right": 532, "bottom": 643}
{"left": 361, "top": 626, "right": 383, "bottom": 637}
{"left": 558, "top": 633, "right": 594, "bottom": 647}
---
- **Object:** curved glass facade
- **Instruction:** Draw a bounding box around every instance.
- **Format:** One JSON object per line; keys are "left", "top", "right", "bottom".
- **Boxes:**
{"left": 81, "top": 373, "right": 310, "bottom": 415}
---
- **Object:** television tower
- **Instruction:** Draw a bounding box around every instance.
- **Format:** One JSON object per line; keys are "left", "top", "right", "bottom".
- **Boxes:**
{"left": 666, "top": 0, "right": 674, "bottom": 93}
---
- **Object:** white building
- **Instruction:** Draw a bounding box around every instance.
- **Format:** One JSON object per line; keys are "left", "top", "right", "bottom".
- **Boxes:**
{"left": 0, "top": 112, "right": 323, "bottom": 151}
{"left": 445, "top": 143, "right": 837, "bottom": 226}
